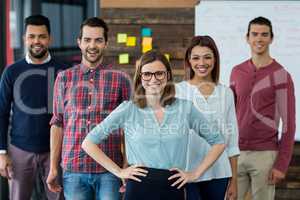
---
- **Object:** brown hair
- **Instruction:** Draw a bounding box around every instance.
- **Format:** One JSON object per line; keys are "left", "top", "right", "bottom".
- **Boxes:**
{"left": 133, "top": 50, "right": 176, "bottom": 108}
{"left": 78, "top": 17, "right": 108, "bottom": 42}
{"left": 247, "top": 16, "right": 273, "bottom": 39}
{"left": 184, "top": 35, "right": 220, "bottom": 83}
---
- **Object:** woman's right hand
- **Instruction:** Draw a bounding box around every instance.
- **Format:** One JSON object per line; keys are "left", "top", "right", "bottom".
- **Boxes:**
{"left": 116, "top": 165, "right": 148, "bottom": 182}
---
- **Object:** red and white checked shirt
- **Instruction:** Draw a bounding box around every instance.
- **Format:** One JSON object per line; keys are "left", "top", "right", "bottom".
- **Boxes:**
{"left": 50, "top": 63, "right": 132, "bottom": 173}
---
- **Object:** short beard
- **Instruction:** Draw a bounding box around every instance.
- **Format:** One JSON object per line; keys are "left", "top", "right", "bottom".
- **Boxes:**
{"left": 29, "top": 48, "right": 48, "bottom": 59}
{"left": 83, "top": 52, "right": 103, "bottom": 64}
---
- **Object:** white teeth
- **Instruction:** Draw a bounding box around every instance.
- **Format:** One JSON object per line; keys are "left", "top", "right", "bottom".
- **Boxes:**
{"left": 196, "top": 67, "right": 207, "bottom": 73}
{"left": 88, "top": 52, "right": 97, "bottom": 55}
{"left": 149, "top": 83, "right": 160, "bottom": 86}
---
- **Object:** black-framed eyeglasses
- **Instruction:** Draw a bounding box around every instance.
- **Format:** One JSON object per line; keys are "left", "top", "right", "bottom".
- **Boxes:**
{"left": 140, "top": 71, "right": 167, "bottom": 81}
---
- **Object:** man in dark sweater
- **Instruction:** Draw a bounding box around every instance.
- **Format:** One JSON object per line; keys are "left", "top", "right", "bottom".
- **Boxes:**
{"left": 0, "top": 15, "right": 67, "bottom": 200}
{"left": 230, "top": 17, "right": 296, "bottom": 200}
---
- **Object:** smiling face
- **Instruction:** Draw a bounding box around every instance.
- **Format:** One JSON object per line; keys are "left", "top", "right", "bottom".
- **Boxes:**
{"left": 77, "top": 26, "right": 107, "bottom": 67}
{"left": 141, "top": 60, "right": 168, "bottom": 96}
{"left": 247, "top": 24, "right": 273, "bottom": 56}
{"left": 189, "top": 45, "right": 215, "bottom": 81}
{"left": 24, "top": 25, "right": 51, "bottom": 60}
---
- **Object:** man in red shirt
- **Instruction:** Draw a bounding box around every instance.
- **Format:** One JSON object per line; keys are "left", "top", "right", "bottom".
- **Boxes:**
{"left": 230, "top": 16, "right": 296, "bottom": 200}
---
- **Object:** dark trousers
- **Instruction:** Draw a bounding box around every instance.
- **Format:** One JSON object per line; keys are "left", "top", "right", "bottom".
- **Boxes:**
{"left": 186, "top": 178, "right": 229, "bottom": 200}
{"left": 124, "top": 167, "right": 185, "bottom": 200}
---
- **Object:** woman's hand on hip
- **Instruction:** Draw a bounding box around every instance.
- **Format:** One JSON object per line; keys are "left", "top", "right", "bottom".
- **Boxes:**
{"left": 116, "top": 164, "right": 148, "bottom": 182}
{"left": 168, "top": 168, "right": 199, "bottom": 189}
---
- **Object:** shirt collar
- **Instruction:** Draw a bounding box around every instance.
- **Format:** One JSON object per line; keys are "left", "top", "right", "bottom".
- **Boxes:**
{"left": 248, "top": 58, "right": 276, "bottom": 71}
{"left": 25, "top": 52, "right": 51, "bottom": 64}
{"left": 80, "top": 63, "right": 112, "bottom": 74}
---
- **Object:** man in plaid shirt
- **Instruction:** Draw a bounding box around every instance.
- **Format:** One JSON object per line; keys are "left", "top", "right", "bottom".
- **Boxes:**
{"left": 46, "top": 17, "right": 131, "bottom": 200}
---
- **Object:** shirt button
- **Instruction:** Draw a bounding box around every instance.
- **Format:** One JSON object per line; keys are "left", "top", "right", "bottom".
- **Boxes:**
{"left": 88, "top": 106, "right": 91, "bottom": 110}
{"left": 87, "top": 121, "right": 91, "bottom": 125}
{"left": 90, "top": 79, "right": 94, "bottom": 83}
{"left": 90, "top": 70, "right": 94, "bottom": 73}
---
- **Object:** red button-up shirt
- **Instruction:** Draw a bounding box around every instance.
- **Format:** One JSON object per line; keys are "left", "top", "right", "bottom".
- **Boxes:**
{"left": 50, "top": 64, "right": 132, "bottom": 173}
{"left": 230, "top": 59, "right": 296, "bottom": 173}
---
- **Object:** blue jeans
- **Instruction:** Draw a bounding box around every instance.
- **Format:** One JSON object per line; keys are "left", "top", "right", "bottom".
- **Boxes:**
{"left": 63, "top": 171, "right": 121, "bottom": 200}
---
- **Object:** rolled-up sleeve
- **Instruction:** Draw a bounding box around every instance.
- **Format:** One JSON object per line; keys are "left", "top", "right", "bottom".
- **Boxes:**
{"left": 50, "top": 72, "right": 64, "bottom": 127}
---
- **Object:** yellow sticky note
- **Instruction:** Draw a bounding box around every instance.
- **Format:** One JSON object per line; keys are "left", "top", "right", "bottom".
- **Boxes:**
{"left": 119, "top": 54, "right": 129, "bottom": 64}
{"left": 142, "top": 45, "right": 152, "bottom": 53}
{"left": 126, "top": 36, "right": 136, "bottom": 47}
{"left": 142, "top": 37, "right": 152, "bottom": 46}
{"left": 164, "top": 54, "right": 170, "bottom": 61}
{"left": 117, "top": 33, "right": 127, "bottom": 43}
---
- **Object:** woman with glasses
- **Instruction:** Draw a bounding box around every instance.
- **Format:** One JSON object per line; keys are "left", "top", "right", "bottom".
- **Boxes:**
{"left": 175, "top": 36, "right": 240, "bottom": 200}
{"left": 81, "top": 50, "right": 225, "bottom": 200}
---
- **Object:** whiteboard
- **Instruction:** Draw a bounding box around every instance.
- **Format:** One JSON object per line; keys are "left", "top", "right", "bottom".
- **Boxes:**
{"left": 195, "top": 0, "right": 300, "bottom": 141}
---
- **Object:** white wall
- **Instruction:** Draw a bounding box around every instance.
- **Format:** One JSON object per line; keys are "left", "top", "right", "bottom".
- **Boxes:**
{"left": 195, "top": 0, "right": 300, "bottom": 140}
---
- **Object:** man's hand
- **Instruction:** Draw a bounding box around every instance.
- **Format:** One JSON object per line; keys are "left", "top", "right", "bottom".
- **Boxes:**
{"left": 268, "top": 168, "right": 285, "bottom": 185}
{"left": 119, "top": 158, "right": 128, "bottom": 193}
{"left": 226, "top": 177, "right": 237, "bottom": 200}
{"left": 119, "top": 179, "right": 126, "bottom": 193}
{"left": 0, "top": 154, "right": 13, "bottom": 179}
{"left": 46, "top": 168, "right": 62, "bottom": 193}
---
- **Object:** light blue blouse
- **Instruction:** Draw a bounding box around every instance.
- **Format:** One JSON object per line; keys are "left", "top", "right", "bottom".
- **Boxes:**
{"left": 86, "top": 98, "right": 224, "bottom": 170}
{"left": 176, "top": 81, "right": 240, "bottom": 181}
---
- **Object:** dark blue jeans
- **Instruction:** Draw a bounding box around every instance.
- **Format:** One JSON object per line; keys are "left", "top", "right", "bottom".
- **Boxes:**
{"left": 186, "top": 178, "right": 229, "bottom": 200}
